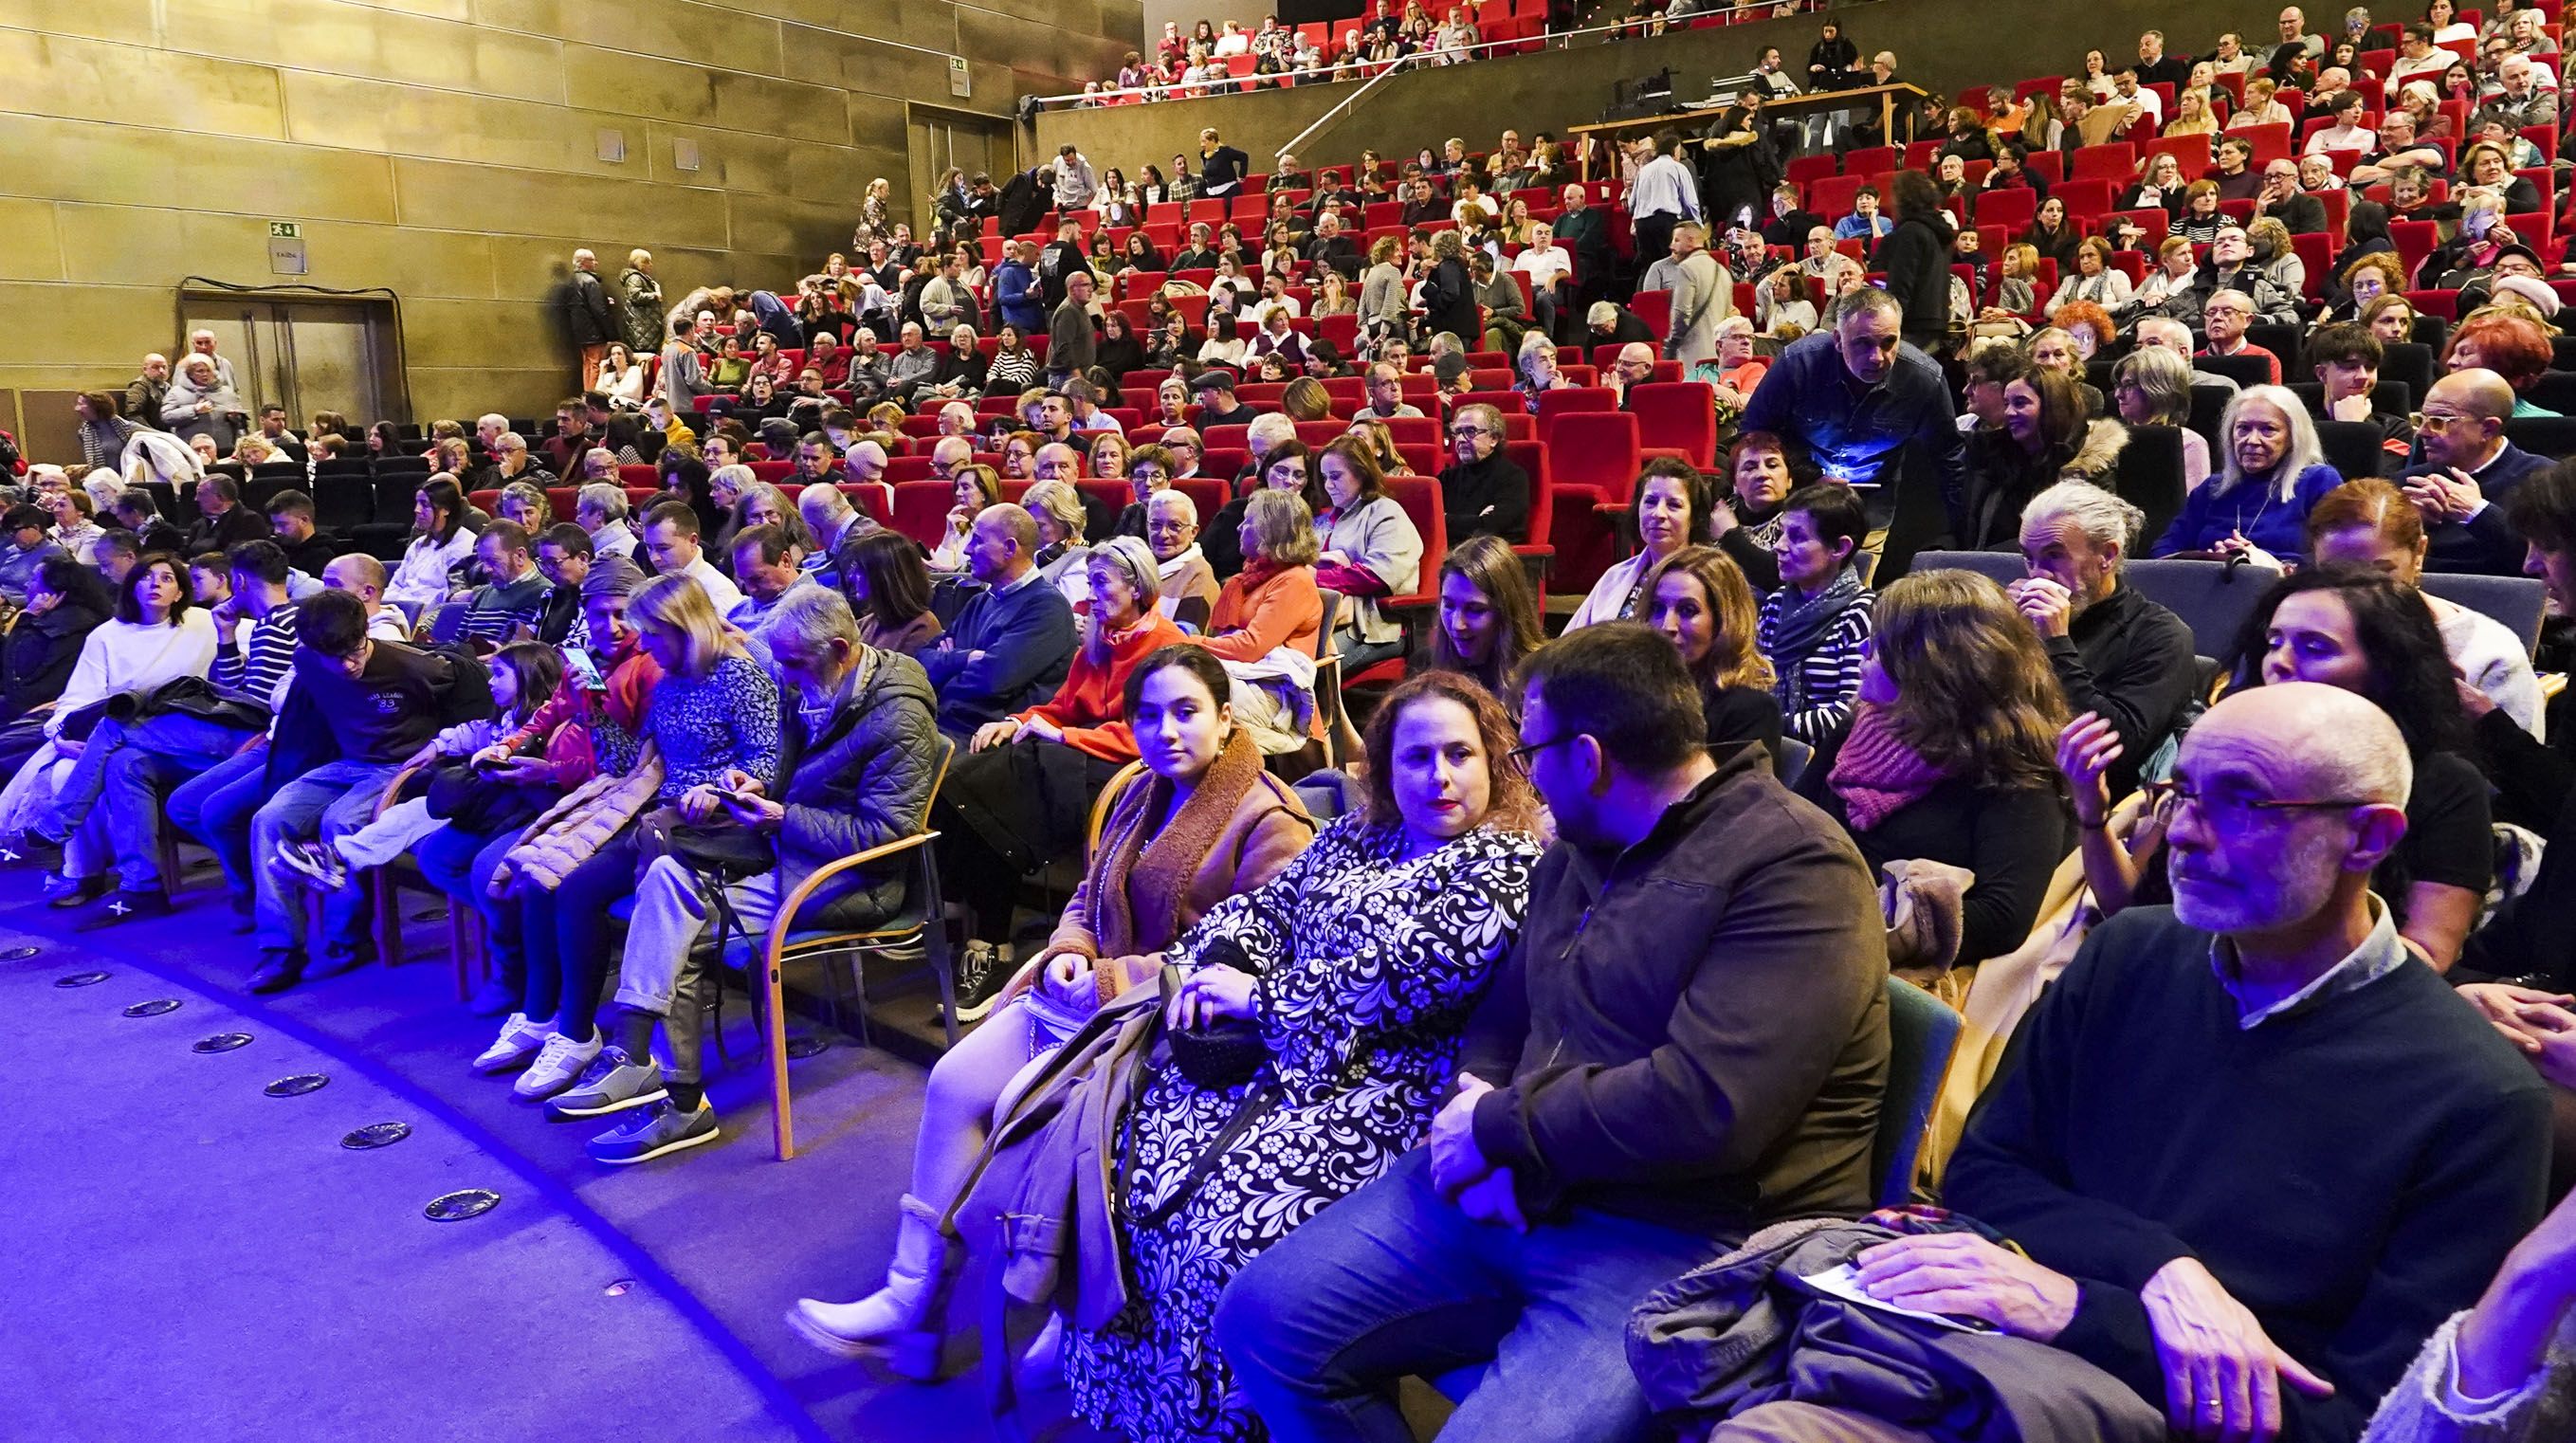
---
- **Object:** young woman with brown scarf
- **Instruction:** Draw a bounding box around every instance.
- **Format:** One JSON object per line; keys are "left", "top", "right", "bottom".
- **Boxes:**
{"left": 790, "top": 644, "right": 1311, "bottom": 1371}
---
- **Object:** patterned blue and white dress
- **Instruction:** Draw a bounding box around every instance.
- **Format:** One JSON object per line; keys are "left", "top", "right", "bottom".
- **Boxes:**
{"left": 1064, "top": 814, "right": 1542, "bottom": 1442}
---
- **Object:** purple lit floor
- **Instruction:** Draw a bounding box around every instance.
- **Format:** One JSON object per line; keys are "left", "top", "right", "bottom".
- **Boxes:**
{"left": 0, "top": 867, "right": 1026, "bottom": 1443}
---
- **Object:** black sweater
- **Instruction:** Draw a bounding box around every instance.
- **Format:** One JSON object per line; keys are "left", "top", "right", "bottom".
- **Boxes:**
{"left": 1439, "top": 451, "right": 1531, "bottom": 544}
{"left": 1946, "top": 907, "right": 2550, "bottom": 1443}
{"left": 1800, "top": 725, "right": 2074, "bottom": 966}
{"left": 2048, "top": 583, "right": 2196, "bottom": 798}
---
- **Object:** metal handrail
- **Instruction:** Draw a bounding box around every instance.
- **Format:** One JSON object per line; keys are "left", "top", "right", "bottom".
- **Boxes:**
{"left": 1027, "top": 0, "right": 1811, "bottom": 114}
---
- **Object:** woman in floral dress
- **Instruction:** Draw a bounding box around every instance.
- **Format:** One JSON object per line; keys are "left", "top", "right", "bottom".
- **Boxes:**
{"left": 1064, "top": 670, "right": 1544, "bottom": 1441}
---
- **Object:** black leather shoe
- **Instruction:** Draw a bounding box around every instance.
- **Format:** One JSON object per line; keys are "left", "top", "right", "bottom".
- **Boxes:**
{"left": 247, "top": 950, "right": 305, "bottom": 995}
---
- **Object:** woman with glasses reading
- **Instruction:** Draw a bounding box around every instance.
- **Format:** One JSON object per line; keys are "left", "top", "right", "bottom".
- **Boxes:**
{"left": 2060, "top": 566, "right": 2492, "bottom": 970}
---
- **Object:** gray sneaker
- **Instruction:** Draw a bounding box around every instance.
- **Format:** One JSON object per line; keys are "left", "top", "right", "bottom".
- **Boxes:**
{"left": 545, "top": 1045, "right": 667, "bottom": 1119}
{"left": 587, "top": 1098, "right": 717, "bottom": 1165}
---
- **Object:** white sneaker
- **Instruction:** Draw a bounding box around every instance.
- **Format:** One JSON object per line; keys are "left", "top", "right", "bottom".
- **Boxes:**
{"left": 471, "top": 1014, "right": 550, "bottom": 1075}
{"left": 512, "top": 1031, "right": 602, "bottom": 1100}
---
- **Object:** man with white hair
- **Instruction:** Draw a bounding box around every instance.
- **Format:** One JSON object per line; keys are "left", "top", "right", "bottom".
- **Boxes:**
{"left": 475, "top": 413, "right": 510, "bottom": 460}
{"left": 2014, "top": 483, "right": 2194, "bottom": 796}
{"left": 1511, "top": 222, "right": 1577, "bottom": 343}
{"left": 575, "top": 483, "right": 636, "bottom": 561}
{"left": 1697, "top": 684, "right": 2550, "bottom": 1443}
{"left": 937, "top": 401, "right": 977, "bottom": 438}
{"left": 185, "top": 330, "right": 237, "bottom": 392}
{"left": 567, "top": 248, "right": 614, "bottom": 383}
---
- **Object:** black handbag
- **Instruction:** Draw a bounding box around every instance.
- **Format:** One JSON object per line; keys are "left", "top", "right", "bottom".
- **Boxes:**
{"left": 1160, "top": 937, "right": 1270, "bottom": 1091}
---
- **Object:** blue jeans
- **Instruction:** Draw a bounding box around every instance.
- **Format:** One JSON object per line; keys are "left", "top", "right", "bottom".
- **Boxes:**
{"left": 250, "top": 759, "right": 400, "bottom": 954}
{"left": 1214, "top": 1148, "right": 1728, "bottom": 1443}
{"left": 512, "top": 831, "right": 639, "bottom": 1041}
{"left": 415, "top": 822, "right": 525, "bottom": 997}
{"left": 59, "top": 714, "right": 254, "bottom": 892}
{"left": 167, "top": 744, "right": 272, "bottom": 899}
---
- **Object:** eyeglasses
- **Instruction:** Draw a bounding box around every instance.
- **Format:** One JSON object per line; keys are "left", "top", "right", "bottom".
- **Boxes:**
{"left": 2142, "top": 778, "right": 2375, "bottom": 828}
{"left": 1448, "top": 426, "right": 1492, "bottom": 439}
{"left": 1507, "top": 733, "right": 1579, "bottom": 764}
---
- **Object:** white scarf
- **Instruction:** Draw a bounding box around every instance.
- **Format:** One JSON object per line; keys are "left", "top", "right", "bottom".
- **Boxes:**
{"left": 1156, "top": 542, "right": 1205, "bottom": 584}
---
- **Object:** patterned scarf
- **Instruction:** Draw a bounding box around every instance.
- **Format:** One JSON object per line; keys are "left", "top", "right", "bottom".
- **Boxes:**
{"left": 1764, "top": 566, "right": 1865, "bottom": 662}
{"left": 1828, "top": 703, "right": 1952, "bottom": 831}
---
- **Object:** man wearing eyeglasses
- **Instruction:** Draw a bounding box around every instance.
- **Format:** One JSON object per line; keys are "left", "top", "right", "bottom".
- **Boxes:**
{"left": 1856, "top": 683, "right": 2549, "bottom": 1443}
{"left": 1437, "top": 402, "right": 1531, "bottom": 543}
{"left": 2400, "top": 368, "right": 2552, "bottom": 575}
{"left": 1220, "top": 624, "right": 1887, "bottom": 1443}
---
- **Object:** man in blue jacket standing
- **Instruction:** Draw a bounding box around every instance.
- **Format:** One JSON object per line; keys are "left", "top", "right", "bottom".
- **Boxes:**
{"left": 995, "top": 240, "right": 1044, "bottom": 336}
{"left": 1737, "top": 287, "right": 1969, "bottom": 535}
{"left": 921, "top": 503, "right": 1075, "bottom": 740}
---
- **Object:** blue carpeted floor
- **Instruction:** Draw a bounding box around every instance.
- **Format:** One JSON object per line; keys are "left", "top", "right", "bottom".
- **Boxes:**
{"left": 0, "top": 868, "right": 1032, "bottom": 1443}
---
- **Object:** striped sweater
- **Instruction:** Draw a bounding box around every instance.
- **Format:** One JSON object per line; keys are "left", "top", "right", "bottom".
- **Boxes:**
{"left": 211, "top": 602, "right": 301, "bottom": 714}
{"left": 1758, "top": 583, "right": 1873, "bottom": 746}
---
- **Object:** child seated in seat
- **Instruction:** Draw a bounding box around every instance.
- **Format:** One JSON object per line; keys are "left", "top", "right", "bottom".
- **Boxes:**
{"left": 276, "top": 642, "right": 582, "bottom": 889}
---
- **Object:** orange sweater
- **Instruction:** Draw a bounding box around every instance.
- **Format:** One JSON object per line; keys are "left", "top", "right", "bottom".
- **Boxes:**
{"left": 1196, "top": 560, "right": 1322, "bottom": 664}
{"left": 1017, "top": 611, "right": 1189, "bottom": 761}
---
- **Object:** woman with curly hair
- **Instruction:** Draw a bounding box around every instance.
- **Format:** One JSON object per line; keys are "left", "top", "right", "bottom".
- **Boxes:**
{"left": 1797, "top": 568, "right": 2073, "bottom": 965}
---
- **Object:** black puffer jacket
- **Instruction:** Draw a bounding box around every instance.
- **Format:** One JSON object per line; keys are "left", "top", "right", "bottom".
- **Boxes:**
{"left": 774, "top": 646, "right": 941, "bottom": 929}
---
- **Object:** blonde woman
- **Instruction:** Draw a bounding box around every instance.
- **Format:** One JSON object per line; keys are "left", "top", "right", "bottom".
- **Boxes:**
{"left": 496, "top": 570, "right": 782, "bottom": 1112}
{"left": 2164, "top": 88, "right": 2220, "bottom": 137}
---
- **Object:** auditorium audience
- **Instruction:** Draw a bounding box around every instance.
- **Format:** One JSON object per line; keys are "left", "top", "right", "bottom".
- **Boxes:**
{"left": 2152, "top": 385, "right": 2344, "bottom": 560}
{"left": 1021, "top": 667, "right": 1535, "bottom": 1435}
{"left": 938, "top": 536, "right": 1185, "bottom": 967}
{"left": 246, "top": 590, "right": 476, "bottom": 993}
{"left": 1642, "top": 545, "right": 1782, "bottom": 762}
{"left": 1309, "top": 438, "right": 1423, "bottom": 671}
{"left": 1854, "top": 684, "right": 2548, "bottom": 1443}
{"left": 27, "top": 17, "right": 2576, "bottom": 1437}
{"left": 1796, "top": 569, "right": 2074, "bottom": 966}
{"left": 566, "top": 587, "right": 940, "bottom": 1161}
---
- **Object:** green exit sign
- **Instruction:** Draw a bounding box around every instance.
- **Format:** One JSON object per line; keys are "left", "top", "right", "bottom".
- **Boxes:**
{"left": 269, "top": 221, "right": 301, "bottom": 239}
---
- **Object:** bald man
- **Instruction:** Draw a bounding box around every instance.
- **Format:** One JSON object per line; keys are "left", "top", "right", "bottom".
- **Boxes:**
{"left": 928, "top": 435, "right": 974, "bottom": 483}
{"left": 920, "top": 503, "right": 1075, "bottom": 738}
{"left": 2401, "top": 368, "right": 2553, "bottom": 575}
{"left": 1707, "top": 684, "right": 2550, "bottom": 1443}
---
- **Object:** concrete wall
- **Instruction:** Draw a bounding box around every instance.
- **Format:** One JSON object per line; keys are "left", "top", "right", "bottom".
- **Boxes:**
{"left": 0, "top": 0, "right": 1142, "bottom": 431}
{"left": 1041, "top": 0, "right": 2279, "bottom": 172}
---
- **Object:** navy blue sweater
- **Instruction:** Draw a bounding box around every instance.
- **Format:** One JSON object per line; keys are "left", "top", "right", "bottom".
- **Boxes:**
{"left": 921, "top": 572, "right": 1076, "bottom": 737}
{"left": 1946, "top": 907, "right": 2550, "bottom": 1443}
{"left": 2400, "top": 440, "right": 2552, "bottom": 576}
